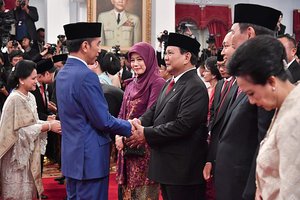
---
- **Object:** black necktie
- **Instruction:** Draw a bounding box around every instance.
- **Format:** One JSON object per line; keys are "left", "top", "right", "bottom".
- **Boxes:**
{"left": 117, "top": 13, "right": 120, "bottom": 24}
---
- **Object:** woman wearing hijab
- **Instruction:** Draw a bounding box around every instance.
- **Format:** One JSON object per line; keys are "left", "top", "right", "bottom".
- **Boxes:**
{"left": 228, "top": 35, "right": 300, "bottom": 200}
{"left": 115, "top": 42, "right": 165, "bottom": 199}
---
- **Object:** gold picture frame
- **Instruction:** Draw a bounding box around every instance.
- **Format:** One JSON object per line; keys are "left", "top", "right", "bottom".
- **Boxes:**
{"left": 87, "top": 0, "right": 151, "bottom": 50}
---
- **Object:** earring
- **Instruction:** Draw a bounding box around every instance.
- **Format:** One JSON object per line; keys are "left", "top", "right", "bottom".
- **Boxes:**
{"left": 20, "top": 82, "right": 24, "bottom": 85}
{"left": 272, "top": 87, "right": 276, "bottom": 92}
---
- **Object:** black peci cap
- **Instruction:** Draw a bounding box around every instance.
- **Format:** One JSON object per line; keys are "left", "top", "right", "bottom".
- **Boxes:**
{"left": 167, "top": 33, "right": 200, "bottom": 56}
{"left": 234, "top": 4, "right": 281, "bottom": 31}
{"left": 36, "top": 58, "right": 56, "bottom": 74}
{"left": 52, "top": 54, "right": 68, "bottom": 63}
{"left": 217, "top": 48, "right": 224, "bottom": 62}
{"left": 63, "top": 22, "right": 102, "bottom": 40}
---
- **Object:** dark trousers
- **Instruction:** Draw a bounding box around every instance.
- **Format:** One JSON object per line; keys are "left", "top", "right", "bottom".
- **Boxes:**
{"left": 66, "top": 176, "right": 109, "bottom": 200}
{"left": 161, "top": 183, "right": 206, "bottom": 200}
{"left": 41, "top": 155, "right": 44, "bottom": 174}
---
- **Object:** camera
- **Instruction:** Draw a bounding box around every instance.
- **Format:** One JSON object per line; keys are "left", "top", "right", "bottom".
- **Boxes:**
{"left": 48, "top": 43, "right": 57, "bottom": 55}
{"left": 206, "top": 34, "right": 216, "bottom": 44}
{"left": 57, "top": 34, "right": 68, "bottom": 53}
{"left": 0, "top": 80, "right": 4, "bottom": 88}
{"left": 18, "top": 0, "right": 26, "bottom": 7}
{"left": 57, "top": 35, "right": 66, "bottom": 45}
{"left": 110, "top": 45, "right": 121, "bottom": 57}
{"left": 157, "top": 30, "right": 168, "bottom": 43}
{"left": 0, "top": 10, "right": 15, "bottom": 46}
{"left": 12, "top": 40, "right": 18, "bottom": 48}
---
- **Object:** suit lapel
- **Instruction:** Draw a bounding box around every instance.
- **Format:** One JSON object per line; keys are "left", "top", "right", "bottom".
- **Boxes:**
{"left": 213, "top": 80, "right": 224, "bottom": 109}
{"left": 154, "top": 81, "right": 185, "bottom": 119}
{"left": 213, "top": 82, "right": 238, "bottom": 126}
{"left": 154, "top": 70, "right": 195, "bottom": 119}
{"left": 219, "top": 92, "right": 247, "bottom": 140}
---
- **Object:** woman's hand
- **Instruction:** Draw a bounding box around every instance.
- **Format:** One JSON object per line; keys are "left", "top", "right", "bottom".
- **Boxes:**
{"left": 115, "top": 135, "right": 124, "bottom": 151}
{"left": 50, "top": 120, "right": 61, "bottom": 134}
{"left": 255, "top": 188, "right": 263, "bottom": 200}
{"left": 203, "top": 162, "right": 213, "bottom": 180}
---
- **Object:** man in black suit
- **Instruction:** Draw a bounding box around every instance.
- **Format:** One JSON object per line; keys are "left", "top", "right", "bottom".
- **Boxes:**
{"left": 32, "top": 59, "right": 56, "bottom": 121}
{"left": 14, "top": 0, "right": 39, "bottom": 51}
{"left": 127, "top": 33, "right": 209, "bottom": 200}
{"left": 212, "top": 4, "right": 280, "bottom": 200}
{"left": 101, "top": 84, "right": 123, "bottom": 118}
{"left": 276, "top": 12, "right": 286, "bottom": 36}
{"left": 203, "top": 31, "right": 238, "bottom": 181}
{"left": 31, "top": 58, "right": 57, "bottom": 199}
{"left": 32, "top": 59, "right": 57, "bottom": 161}
{"left": 278, "top": 34, "right": 300, "bottom": 83}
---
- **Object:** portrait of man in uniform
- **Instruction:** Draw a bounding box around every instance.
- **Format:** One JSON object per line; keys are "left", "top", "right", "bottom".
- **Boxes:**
{"left": 97, "top": 0, "right": 142, "bottom": 47}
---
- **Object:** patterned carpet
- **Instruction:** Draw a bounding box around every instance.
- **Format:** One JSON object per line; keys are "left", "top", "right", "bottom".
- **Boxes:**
{"left": 43, "top": 162, "right": 62, "bottom": 178}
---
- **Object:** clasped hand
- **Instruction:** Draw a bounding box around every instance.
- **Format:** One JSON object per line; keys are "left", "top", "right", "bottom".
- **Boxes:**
{"left": 125, "top": 118, "right": 146, "bottom": 148}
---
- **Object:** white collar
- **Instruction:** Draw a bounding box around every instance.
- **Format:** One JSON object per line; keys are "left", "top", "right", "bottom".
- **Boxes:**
{"left": 68, "top": 55, "right": 88, "bottom": 68}
{"left": 287, "top": 58, "right": 296, "bottom": 68}
{"left": 114, "top": 10, "right": 125, "bottom": 19}
{"left": 173, "top": 67, "right": 196, "bottom": 83}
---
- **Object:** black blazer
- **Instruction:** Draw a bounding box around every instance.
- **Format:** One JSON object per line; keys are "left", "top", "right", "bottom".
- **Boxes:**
{"left": 140, "top": 69, "right": 209, "bottom": 185}
{"left": 101, "top": 84, "right": 123, "bottom": 118}
{"left": 288, "top": 60, "right": 300, "bottom": 84}
{"left": 31, "top": 84, "right": 50, "bottom": 121}
{"left": 214, "top": 92, "right": 274, "bottom": 200}
{"left": 208, "top": 79, "right": 224, "bottom": 131}
{"left": 207, "top": 80, "right": 238, "bottom": 164}
{"left": 14, "top": 6, "right": 39, "bottom": 41}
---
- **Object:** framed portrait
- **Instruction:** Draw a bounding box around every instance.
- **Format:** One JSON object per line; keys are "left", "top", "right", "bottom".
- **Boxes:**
{"left": 87, "top": 0, "right": 151, "bottom": 50}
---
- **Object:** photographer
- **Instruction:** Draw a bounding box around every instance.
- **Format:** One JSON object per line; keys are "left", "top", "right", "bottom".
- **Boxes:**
{"left": 0, "top": 1, "right": 15, "bottom": 48}
{"left": 176, "top": 23, "right": 196, "bottom": 38}
{"left": 22, "top": 37, "right": 51, "bottom": 62}
{"left": 36, "top": 27, "right": 45, "bottom": 52}
{"left": 156, "top": 30, "right": 172, "bottom": 80}
{"left": 156, "top": 30, "right": 168, "bottom": 66}
{"left": 14, "top": 0, "right": 39, "bottom": 51}
{"left": 56, "top": 34, "right": 68, "bottom": 54}
{"left": 0, "top": 52, "right": 8, "bottom": 113}
{"left": 199, "top": 34, "right": 217, "bottom": 65}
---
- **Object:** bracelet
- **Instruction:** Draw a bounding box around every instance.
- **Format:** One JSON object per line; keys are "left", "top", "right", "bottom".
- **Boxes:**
{"left": 48, "top": 123, "right": 51, "bottom": 131}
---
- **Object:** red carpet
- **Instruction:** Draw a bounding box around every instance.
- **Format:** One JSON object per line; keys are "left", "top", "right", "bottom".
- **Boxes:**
{"left": 42, "top": 177, "right": 66, "bottom": 200}
{"left": 43, "top": 173, "right": 162, "bottom": 200}
{"left": 42, "top": 174, "right": 118, "bottom": 200}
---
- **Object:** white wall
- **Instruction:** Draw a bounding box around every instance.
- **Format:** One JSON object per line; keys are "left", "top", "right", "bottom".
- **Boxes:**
{"left": 30, "top": 0, "right": 46, "bottom": 31}
{"left": 30, "top": 0, "right": 71, "bottom": 43}
{"left": 152, "top": 0, "right": 176, "bottom": 47}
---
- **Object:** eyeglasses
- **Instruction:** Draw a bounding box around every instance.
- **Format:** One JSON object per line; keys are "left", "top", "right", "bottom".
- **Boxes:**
{"left": 216, "top": 63, "right": 226, "bottom": 69}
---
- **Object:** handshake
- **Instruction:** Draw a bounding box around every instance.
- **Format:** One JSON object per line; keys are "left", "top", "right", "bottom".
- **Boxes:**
{"left": 116, "top": 118, "right": 146, "bottom": 151}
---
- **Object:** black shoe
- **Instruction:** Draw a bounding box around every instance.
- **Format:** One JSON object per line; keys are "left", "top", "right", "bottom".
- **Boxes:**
{"left": 54, "top": 176, "right": 65, "bottom": 181}
{"left": 41, "top": 194, "right": 48, "bottom": 199}
{"left": 58, "top": 179, "right": 65, "bottom": 185}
